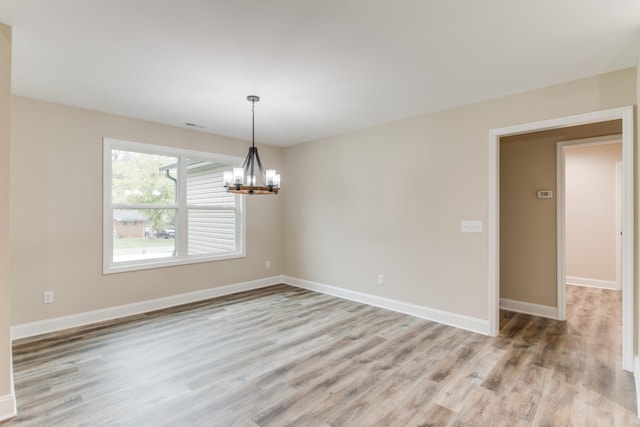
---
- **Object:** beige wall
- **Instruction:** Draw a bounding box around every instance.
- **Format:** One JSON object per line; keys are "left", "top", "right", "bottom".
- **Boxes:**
{"left": 283, "top": 68, "right": 636, "bottom": 320}
{"left": 500, "top": 122, "right": 621, "bottom": 307}
{"left": 10, "top": 96, "right": 283, "bottom": 325}
{"left": 6, "top": 65, "right": 638, "bottom": 333}
{"left": 0, "top": 23, "right": 12, "bottom": 415}
{"left": 565, "top": 143, "right": 622, "bottom": 284}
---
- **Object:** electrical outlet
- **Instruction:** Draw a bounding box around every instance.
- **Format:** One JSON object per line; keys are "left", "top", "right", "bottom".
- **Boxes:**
{"left": 378, "top": 274, "right": 384, "bottom": 285}
{"left": 43, "top": 291, "right": 54, "bottom": 304}
{"left": 265, "top": 260, "right": 271, "bottom": 268}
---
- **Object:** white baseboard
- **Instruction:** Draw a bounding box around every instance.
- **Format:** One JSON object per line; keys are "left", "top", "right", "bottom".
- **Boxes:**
{"left": 283, "top": 276, "right": 489, "bottom": 335}
{"left": 12, "top": 274, "right": 490, "bottom": 341}
{"left": 566, "top": 276, "right": 618, "bottom": 290}
{"left": 500, "top": 298, "right": 558, "bottom": 319}
{"left": 11, "top": 275, "right": 285, "bottom": 341}
{"left": 635, "top": 356, "right": 640, "bottom": 418}
{"left": 0, "top": 392, "right": 16, "bottom": 422}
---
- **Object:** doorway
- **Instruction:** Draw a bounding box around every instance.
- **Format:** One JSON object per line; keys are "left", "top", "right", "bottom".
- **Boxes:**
{"left": 559, "top": 136, "right": 622, "bottom": 295}
{"left": 488, "top": 106, "right": 634, "bottom": 372}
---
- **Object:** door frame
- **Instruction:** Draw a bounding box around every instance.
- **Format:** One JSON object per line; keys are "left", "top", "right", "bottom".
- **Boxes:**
{"left": 557, "top": 135, "right": 622, "bottom": 319}
{"left": 488, "top": 106, "right": 634, "bottom": 372}
{"left": 616, "top": 160, "right": 622, "bottom": 291}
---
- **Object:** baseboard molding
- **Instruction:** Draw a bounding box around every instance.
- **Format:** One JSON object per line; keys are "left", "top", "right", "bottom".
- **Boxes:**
{"left": 500, "top": 298, "right": 558, "bottom": 319}
{"left": 283, "top": 276, "right": 489, "bottom": 335}
{"left": 11, "top": 275, "right": 285, "bottom": 341}
{"left": 635, "top": 356, "right": 640, "bottom": 418}
{"left": 0, "top": 392, "right": 16, "bottom": 422}
{"left": 11, "top": 274, "right": 490, "bottom": 340}
{"left": 566, "top": 276, "right": 618, "bottom": 290}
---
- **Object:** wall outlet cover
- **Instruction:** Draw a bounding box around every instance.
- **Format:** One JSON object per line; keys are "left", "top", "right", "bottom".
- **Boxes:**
{"left": 43, "top": 291, "right": 54, "bottom": 304}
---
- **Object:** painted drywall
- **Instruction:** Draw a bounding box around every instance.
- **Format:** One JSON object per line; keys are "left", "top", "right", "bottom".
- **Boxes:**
{"left": 10, "top": 96, "right": 283, "bottom": 325}
{"left": 0, "top": 22, "right": 13, "bottom": 419}
{"left": 500, "top": 122, "right": 621, "bottom": 307}
{"left": 565, "top": 143, "right": 622, "bottom": 286}
{"left": 283, "top": 68, "right": 636, "bottom": 320}
{"left": 8, "top": 68, "right": 638, "bottom": 331}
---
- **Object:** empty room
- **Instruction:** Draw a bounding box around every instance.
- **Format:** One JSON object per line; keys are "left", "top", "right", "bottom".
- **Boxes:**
{"left": 1, "top": 1, "right": 640, "bottom": 426}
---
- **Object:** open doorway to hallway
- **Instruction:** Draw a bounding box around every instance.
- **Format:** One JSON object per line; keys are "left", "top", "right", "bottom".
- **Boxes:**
{"left": 499, "top": 122, "right": 621, "bottom": 319}
{"left": 489, "top": 105, "right": 634, "bottom": 372}
{"left": 560, "top": 137, "right": 623, "bottom": 369}
{"left": 562, "top": 138, "right": 622, "bottom": 293}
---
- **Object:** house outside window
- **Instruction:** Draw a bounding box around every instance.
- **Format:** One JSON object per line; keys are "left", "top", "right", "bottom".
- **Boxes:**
{"left": 114, "top": 210, "right": 147, "bottom": 238}
{"left": 103, "top": 138, "right": 245, "bottom": 274}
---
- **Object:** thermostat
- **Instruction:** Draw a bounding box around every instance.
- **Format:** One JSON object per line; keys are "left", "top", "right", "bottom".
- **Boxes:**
{"left": 537, "top": 190, "right": 553, "bottom": 199}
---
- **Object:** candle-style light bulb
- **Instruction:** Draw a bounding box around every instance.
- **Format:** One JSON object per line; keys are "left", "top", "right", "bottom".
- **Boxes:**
{"left": 265, "top": 169, "right": 276, "bottom": 186}
{"left": 233, "top": 168, "right": 244, "bottom": 185}
{"left": 223, "top": 171, "right": 233, "bottom": 187}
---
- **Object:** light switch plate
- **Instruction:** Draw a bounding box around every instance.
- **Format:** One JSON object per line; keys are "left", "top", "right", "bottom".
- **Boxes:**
{"left": 461, "top": 220, "right": 483, "bottom": 233}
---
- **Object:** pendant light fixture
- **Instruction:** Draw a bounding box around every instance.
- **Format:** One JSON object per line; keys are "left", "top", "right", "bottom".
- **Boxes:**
{"left": 223, "top": 95, "right": 280, "bottom": 195}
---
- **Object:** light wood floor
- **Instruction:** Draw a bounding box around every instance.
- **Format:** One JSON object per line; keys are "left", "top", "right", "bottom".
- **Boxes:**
{"left": 1, "top": 284, "right": 637, "bottom": 426}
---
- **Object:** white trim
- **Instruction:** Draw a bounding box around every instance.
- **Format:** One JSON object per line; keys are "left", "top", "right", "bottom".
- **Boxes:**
{"left": 11, "top": 273, "right": 490, "bottom": 342}
{"left": 488, "top": 129, "right": 500, "bottom": 336}
{"left": 635, "top": 356, "right": 640, "bottom": 417}
{"left": 616, "top": 161, "right": 622, "bottom": 291}
{"left": 0, "top": 393, "right": 16, "bottom": 422}
{"left": 284, "top": 276, "right": 489, "bottom": 335}
{"left": 566, "top": 276, "right": 618, "bottom": 290}
{"left": 489, "top": 106, "right": 634, "bottom": 372}
{"left": 620, "top": 107, "right": 634, "bottom": 373}
{"left": 560, "top": 134, "right": 622, "bottom": 148}
{"left": 500, "top": 298, "right": 558, "bottom": 319}
{"left": 103, "top": 251, "right": 247, "bottom": 275}
{"left": 11, "top": 276, "right": 284, "bottom": 341}
{"left": 556, "top": 139, "right": 567, "bottom": 321}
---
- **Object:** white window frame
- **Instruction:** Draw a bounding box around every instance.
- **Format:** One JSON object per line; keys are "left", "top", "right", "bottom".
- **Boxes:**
{"left": 103, "top": 138, "right": 245, "bottom": 274}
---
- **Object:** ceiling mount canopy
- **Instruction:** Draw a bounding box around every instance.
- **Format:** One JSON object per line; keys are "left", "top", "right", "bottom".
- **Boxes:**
{"left": 224, "top": 95, "right": 280, "bottom": 195}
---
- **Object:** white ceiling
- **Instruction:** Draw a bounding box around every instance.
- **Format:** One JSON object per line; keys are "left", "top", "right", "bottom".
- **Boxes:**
{"left": 0, "top": 1, "right": 639, "bottom": 146}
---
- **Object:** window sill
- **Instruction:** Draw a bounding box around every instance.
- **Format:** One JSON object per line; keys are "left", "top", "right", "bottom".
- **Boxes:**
{"left": 103, "top": 251, "right": 246, "bottom": 275}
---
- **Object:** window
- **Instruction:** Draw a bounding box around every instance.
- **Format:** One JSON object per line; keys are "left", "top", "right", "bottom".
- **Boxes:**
{"left": 103, "top": 138, "right": 244, "bottom": 273}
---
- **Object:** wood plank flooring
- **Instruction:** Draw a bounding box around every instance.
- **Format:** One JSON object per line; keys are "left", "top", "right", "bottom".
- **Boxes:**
{"left": 1, "top": 284, "right": 637, "bottom": 426}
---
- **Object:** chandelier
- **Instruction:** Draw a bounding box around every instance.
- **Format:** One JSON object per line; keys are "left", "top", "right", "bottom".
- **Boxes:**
{"left": 223, "top": 95, "right": 280, "bottom": 195}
